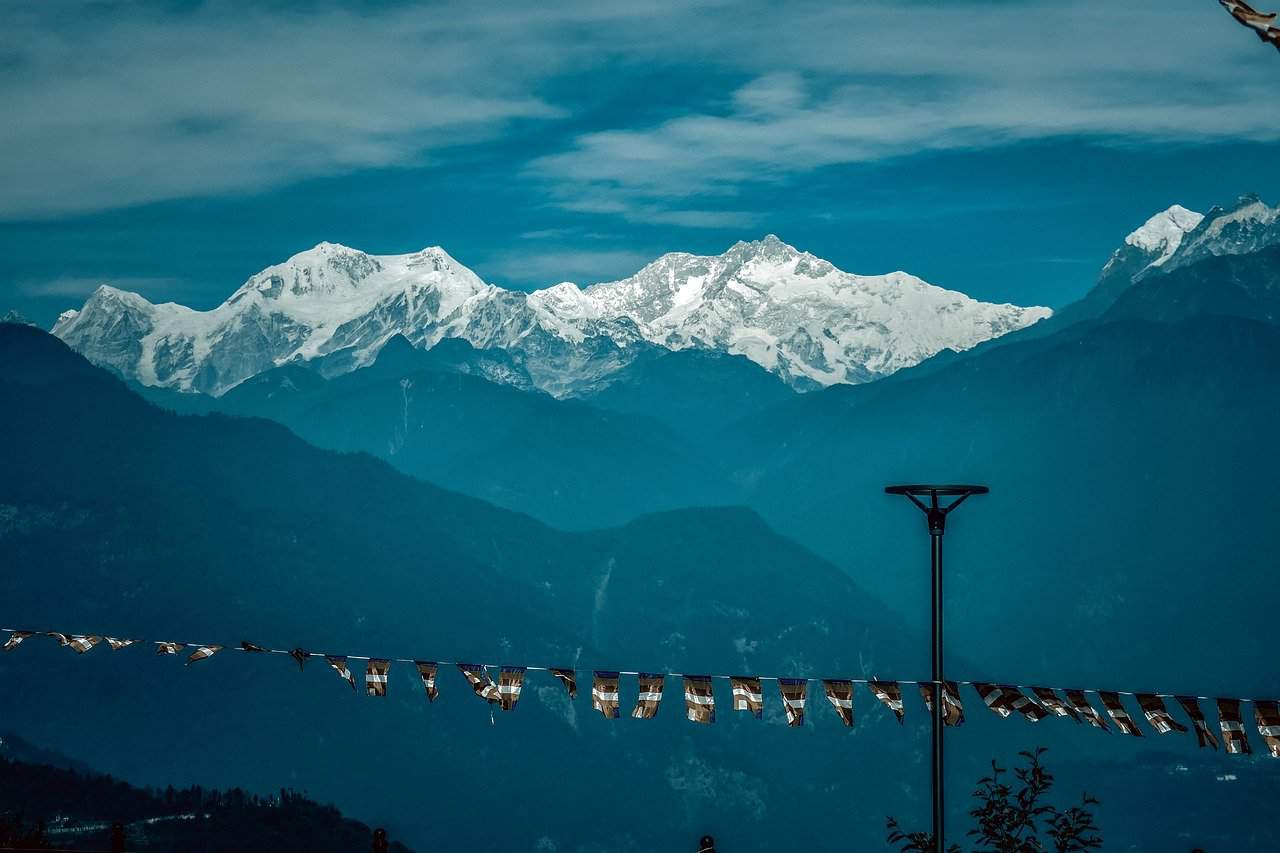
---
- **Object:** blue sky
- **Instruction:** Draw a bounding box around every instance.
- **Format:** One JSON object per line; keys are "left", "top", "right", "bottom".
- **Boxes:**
{"left": 3, "top": 0, "right": 1279, "bottom": 327}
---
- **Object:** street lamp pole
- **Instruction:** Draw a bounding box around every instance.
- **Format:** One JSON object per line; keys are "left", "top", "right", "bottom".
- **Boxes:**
{"left": 885, "top": 484, "right": 988, "bottom": 853}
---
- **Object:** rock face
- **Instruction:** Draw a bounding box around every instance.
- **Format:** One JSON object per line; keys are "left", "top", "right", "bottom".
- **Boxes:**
{"left": 53, "top": 236, "right": 1051, "bottom": 396}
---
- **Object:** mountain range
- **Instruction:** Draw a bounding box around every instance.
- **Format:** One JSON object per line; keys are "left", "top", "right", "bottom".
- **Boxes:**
{"left": 5, "top": 192, "right": 1280, "bottom": 850}
{"left": 51, "top": 235, "right": 1051, "bottom": 396}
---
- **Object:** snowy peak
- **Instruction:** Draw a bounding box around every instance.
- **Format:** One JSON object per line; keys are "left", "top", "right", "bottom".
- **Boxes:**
{"left": 1124, "top": 204, "right": 1204, "bottom": 266}
{"left": 1159, "top": 194, "right": 1279, "bottom": 274}
{"left": 53, "top": 235, "right": 1051, "bottom": 396}
{"left": 572, "top": 236, "right": 1050, "bottom": 387}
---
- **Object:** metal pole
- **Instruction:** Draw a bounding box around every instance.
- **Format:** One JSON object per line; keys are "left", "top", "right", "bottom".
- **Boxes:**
{"left": 886, "top": 484, "right": 987, "bottom": 853}
{"left": 931, "top": 524, "right": 945, "bottom": 851}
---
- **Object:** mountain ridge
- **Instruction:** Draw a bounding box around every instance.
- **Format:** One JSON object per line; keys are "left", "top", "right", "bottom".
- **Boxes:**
{"left": 51, "top": 235, "right": 1051, "bottom": 396}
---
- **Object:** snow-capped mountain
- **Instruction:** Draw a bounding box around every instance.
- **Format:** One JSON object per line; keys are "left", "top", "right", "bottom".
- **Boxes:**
{"left": 53, "top": 236, "right": 1051, "bottom": 396}
{"left": 554, "top": 235, "right": 1049, "bottom": 388}
{"left": 1092, "top": 195, "right": 1280, "bottom": 306}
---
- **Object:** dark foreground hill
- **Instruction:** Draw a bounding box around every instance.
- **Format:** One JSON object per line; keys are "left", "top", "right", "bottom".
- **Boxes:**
{"left": 0, "top": 736, "right": 411, "bottom": 853}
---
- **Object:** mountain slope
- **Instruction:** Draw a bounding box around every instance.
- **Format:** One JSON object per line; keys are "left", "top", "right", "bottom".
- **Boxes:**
{"left": 52, "top": 237, "right": 1050, "bottom": 396}
{"left": 0, "top": 322, "right": 929, "bottom": 853}
{"left": 719, "top": 290, "right": 1280, "bottom": 701}
{"left": 582, "top": 347, "right": 796, "bottom": 434}
{"left": 877, "top": 194, "right": 1279, "bottom": 381}
{"left": 213, "top": 335, "right": 733, "bottom": 529}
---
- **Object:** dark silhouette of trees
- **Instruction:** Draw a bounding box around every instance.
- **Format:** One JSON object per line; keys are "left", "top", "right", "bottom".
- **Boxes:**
{"left": 0, "top": 812, "right": 49, "bottom": 850}
{"left": 0, "top": 755, "right": 412, "bottom": 852}
{"left": 887, "top": 749, "right": 1102, "bottom": 853}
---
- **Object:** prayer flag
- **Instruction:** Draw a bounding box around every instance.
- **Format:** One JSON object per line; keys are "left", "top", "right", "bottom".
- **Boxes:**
{"left": 550, "top": 668, "right": 578, "bottom": 699}
{"left": 327, "top": 655, "right": 357, "bottom": 690}
{"left": 498, "top": 666, "right": 525, "bottom": 711}
{"left": 1030, "top": 687, "right": 1079, "bottom": 722}
{"left": 3, "top": 631, "right": 33, "bottom": 651}
{"left": 868, "top": 681, "right": 905, "bottom": 724}
{"left": 1099, "top": 692, "right": 1143, "bottom": 737}
{"left": 633, "top": 673, "right": 665, "bottom": 719}
{"left": 1064, "top": 690, "right": 1109, "bottom": 731}
{"left": 592, "top": 671, "right": 620, "bottom": 719}
{"left": 1219, "top": 698, "right": 1252, "bottom": 754}
{"left": 366, "top": 659, "right": 391, "bottom": 697}
{"left": 684, "top": 675, "right": 715, "bottom": 724}
{"left": 458, "top": 663, "right": 500, "bottom": 703}
{"left": 918, "top": 681, "right": 965, "bottom": 727}
{"left": 415, "top": 661, "right": 439, "bottom": 701}
{"left": 1136, "top": 693, "right": 1187, "bottom": 735}
{"left": 822, "top": 679, "right": 855, "bottom": 727}
{"left": 1253, "top": 700, "right": 1280, "bottom": 758}
{"left": 1175, "top": 695, "right": 1218, "bottom": 749}
{"left": 186, "top": 644, "right": 222, "bottom": 665}
{"left": 731, "top": 676, "right": 763, "bottom": 719}
{"left": 67, "top": 635, "right": 102, "bottom": 654}
{"left": 779, "top": 678, "right": 808, "bottom": 727}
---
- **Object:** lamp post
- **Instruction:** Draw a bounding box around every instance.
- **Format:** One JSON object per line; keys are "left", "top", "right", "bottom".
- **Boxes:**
{"left": 885, "top": 484, "right": 988, "bottom": 852}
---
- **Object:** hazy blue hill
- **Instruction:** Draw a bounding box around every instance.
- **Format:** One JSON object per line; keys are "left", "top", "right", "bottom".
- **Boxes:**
{"left": 0, "top": 323, "right": 930, "bottom": 852}
{"left": 1105, "top": 244, "right": 1280, "bottom": 324}
{"left": 212, "top": 336, "right": 732, "bottom": 530}
{"left": 721, "top": 302, "right": 1280, "bottom": 695}
{"left": 582, "top": 347, "right": 796, "bottom": 434}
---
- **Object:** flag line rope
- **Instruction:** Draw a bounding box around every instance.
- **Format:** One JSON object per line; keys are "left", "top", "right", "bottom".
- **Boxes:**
{"left": 0, "top": 624, "right": 1252, "bottom": 702}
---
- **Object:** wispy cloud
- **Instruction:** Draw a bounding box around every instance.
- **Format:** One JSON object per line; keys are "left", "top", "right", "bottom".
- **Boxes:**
{"left": 3, "top": 0, "right": 1277, "bottom": 225}
{"left": 480, "top": 248, "right": 655, "bottom": 289}
{"left": 530, "top": 1, "right": 1280, "bottom": 220}
{"left": 0, "top": 1, "right": 587, "bottom": 219}
{"left": 17, "top": 276, "right": 189, "bottom": 298}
